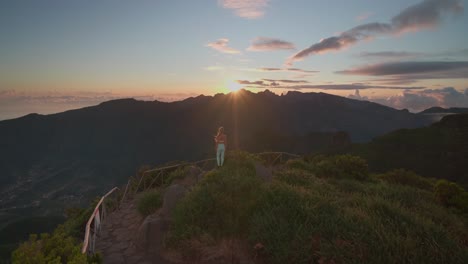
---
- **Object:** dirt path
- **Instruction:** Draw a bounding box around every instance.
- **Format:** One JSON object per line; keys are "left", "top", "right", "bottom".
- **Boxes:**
{"left": 95, "top": 200, "right": 171, "bottom": 264}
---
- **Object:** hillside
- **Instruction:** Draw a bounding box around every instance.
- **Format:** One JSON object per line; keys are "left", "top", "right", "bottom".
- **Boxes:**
{"left": 345, "top": 114, "right": 468, "bottom": 185}
{"left": 11, "top": 152, "right": 468, "bottom": 263}
{"left": 0, "top": 90, "right": 433, "bottom": 252}
{"left": 419, "top": 107, "right": 468, "bottom": 114}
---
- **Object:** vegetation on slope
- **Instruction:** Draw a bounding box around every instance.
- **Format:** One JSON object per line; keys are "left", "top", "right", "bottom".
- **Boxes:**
{"left": 10, "top": 199, "right": 107, "bottom": 263}
{"left": 137, "top": 190, "right": 163, "bottom": 217}
{"left": 345, "top": 114, "right": 468, "bottom": 186}
{"left": 166, "top": 151, "right": 468, "bottom": 264}
{"left": 12, "top": 151, "right": 468, "bottom": 263}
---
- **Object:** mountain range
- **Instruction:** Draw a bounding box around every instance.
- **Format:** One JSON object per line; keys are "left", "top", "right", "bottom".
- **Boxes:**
{"left": 0, "top": 90, "right": 436, "bottom": 257}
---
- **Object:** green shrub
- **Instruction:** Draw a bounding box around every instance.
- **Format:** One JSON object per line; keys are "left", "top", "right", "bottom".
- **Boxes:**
{"left": 285, "top": 159, "right": 314, "bottom": 172}
{"left": 161, "top": 152, "right": 468, "bottom": 263}
{"left": 434, "top": 180, "right": 468, "bottom": 213}
{"left": 275, "top": 169, "right": 316, "bottom": 187}
{"left": 163, "top": 166, "right": 190, "bottom": 186}
{"left": 248, "top": 182, "right": 319, "bottom": 264}
{"left": 11, "top": 228, "right": 89, "bottom": 264}
{"left": 169, "top": 152, "right": 262, "bottom": 244}
{"left": 248, "top": 179, "right": 468, "bottom": 264}
{"left": 137, "top": 190, "right": 163, "bottom": 217}
{"left": 313, "top": 155, "right": 369, "bottom": 180}
{"left": 226, "top": 150, "right": 258, "bottom": 167}
{"left": 378, "top": 169, "right": 433, "bottom": 190}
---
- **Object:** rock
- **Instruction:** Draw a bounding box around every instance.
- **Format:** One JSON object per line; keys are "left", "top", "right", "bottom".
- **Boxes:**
{"left": 177, "top": 166, "right": 202, "bottom": 188}
{"left": 161, "top": 184, "right": 187, "bottom": 218}
{"left": 104, "top": 252, "right": 125, "bottom": 264}
{"left": 135, "top": 214, "right": 167, "bottom": 254}
{"left": 255, "top": 162, "right": 273, "bottom": 182}
{"left": 188, "top": 166, "right": 202, "bottom": 178}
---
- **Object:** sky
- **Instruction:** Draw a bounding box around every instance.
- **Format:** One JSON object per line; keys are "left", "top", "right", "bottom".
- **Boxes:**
{"left": 1, "top": 0, "right": 468, "bottom": 120}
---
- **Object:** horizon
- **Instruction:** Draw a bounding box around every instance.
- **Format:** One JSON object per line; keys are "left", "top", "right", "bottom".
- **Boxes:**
{"left": 1, "top": 0, "right": 468, "bottom": 120}
{"left": 0, "top": 89, "right": 453, "bottom": 122}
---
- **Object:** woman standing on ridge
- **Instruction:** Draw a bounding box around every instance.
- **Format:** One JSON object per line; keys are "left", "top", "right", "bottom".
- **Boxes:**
{"left": 214, "top": 127, "right": 227, "bottom": 167}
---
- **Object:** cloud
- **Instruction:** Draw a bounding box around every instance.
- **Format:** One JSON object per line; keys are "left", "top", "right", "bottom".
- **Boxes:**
{"left": 237, "top": 80, "right": 265, "bottom": 85}
{"left": 247, "top": 37, "right": 295, "bottom": 51}
{"left": 261, "top": 79, "right": 309, "bottom": 84}
{"left": 337, "top": 61, "right": 468, "bottom": 79}
{"left": 288, "top": 0, "right": 463, "bottom": 65}
{"left": 206, "top": 38, "right": 241, "bottom": 54}
{"left": 245, "top": 67, "right": 318, "bottom": 74}
{"left": 348, "top": 89, "right": 369, "bottom": 100}
{"left": 358, "top": 48, "right": 468, "bottom": 61}
{"left": 219, "top": 0, "right": 269, "bottom": 19}
{"left": 374, "top": 87, "right": 468, "bottom": 111}
{"left": 391, "top": 0, "right": 463, "bottom": 33}
{"left": 237, "top": 80, "right": 425, "bottom": 90}
{"left": 358, "top": 51, "right": 424, "bottom": 59}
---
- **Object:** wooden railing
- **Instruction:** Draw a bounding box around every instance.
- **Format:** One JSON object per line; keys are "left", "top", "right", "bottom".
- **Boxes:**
{"left": 82, "top": 151, "right": 301, "bottom": 255}
{"left": 81, "top": 187, "right": 120, "bottom": 254}
{"left": 256, "top": 151, "right": 301, "bottom": 166}
{"left": 120, "top": 158, "right": 217, "bottom": 204}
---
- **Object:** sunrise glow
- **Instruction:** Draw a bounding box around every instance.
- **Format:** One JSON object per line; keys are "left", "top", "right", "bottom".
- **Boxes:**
{"left": 227, "top": 81, "right": 243, "bottom": 92}
{"left": 0, "top": 0, "right": 467, "bottom": 120}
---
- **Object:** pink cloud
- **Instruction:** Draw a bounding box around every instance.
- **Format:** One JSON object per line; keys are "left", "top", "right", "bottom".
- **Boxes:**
{"left": 247, "top": 37, "right": 295, "bottom": 51}
{"left": 206, "top": 38, "right": 241, "bottom": 54}
{"left": 220, "top": 0, "right": 269, "bottom": 19}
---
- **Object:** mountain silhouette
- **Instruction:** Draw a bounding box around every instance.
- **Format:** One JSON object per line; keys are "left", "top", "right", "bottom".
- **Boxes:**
{"left": 419, "top": 107, "right": 468, "bottom": 114}
{"left": 0, "top": 90, "right": 433, "bottom": 231}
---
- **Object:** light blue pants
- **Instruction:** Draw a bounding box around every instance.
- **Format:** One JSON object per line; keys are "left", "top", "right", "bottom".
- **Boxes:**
{"left": 217, "top": 144, "right": 225, "bottom": 166}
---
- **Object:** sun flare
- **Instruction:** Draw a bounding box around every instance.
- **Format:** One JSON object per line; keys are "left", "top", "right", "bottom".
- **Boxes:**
{"left": 227, "top": 81, "right": 243, "bottom": 92}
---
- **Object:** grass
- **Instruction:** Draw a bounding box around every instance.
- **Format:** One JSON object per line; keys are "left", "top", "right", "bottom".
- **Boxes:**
{"left": 137, "top": 190, "right": 163, "bottom": 217}
{"left": 377, "top": 168, "right": 434, "bottom": 191}
{"left": 166, "top": 152, "right": 468, "bottom": 264}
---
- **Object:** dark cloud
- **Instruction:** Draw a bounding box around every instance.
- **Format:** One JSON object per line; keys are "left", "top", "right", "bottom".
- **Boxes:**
{"left": 391, "top": 0, "right": 463, "bottom": 32}
{"left": 247, "top": 37, "right": 295, "bottom": 51}
{"left": 280, "top": 84, "right": 425, "bottom": 90}
{"left": 239, "top": 81, "right": 424, "bottom": 90}
{"left": 255, "top": 67, "right": 318, "bottom": 73}
{"left": 358, "top": 51, "right": 424, "bottom": 59}
{"left": 237, "top": 80, "right": 265, "bottom": 85}
{"left": 261, "top": 79, "right": 309, "bottom": 84}
{"left": 337, "top": 61, "right": 468, "bottom": 79}
{"left": 288, "top": 0, "right": 463, "bottom": 65}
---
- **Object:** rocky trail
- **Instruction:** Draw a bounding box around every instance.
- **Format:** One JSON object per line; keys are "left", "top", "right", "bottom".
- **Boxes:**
{"left": 95, "top": 162, "right": 273, "bottom": 264}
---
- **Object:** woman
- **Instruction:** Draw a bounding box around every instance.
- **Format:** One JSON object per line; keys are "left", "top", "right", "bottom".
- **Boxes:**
{"left": 214, "top": 127, "right": 227, "bottom": 167}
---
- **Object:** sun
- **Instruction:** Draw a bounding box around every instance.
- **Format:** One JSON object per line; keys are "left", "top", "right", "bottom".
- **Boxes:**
{"left": 227, "top": 81, "right": 243, "bottom": 92}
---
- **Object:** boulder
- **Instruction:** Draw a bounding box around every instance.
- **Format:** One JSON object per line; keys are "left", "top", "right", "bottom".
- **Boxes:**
{"left": 188, "top": 165, "right": 202, "bottom": 179}
{"left": 161, "top": 184, "right": 187, "bottom": 218}
{"left": 178, "top": 166, "right": 202, "bottom": 188}
{"left": 135, "top": 214, "right": 167, "bottom": 254}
